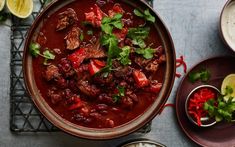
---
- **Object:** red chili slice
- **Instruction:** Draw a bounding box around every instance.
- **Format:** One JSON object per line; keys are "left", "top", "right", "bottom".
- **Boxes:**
{"left": 89, "top": 59, "right": 102, "bottom": 76}
{"left": 68, "top": 97, "right": 83, "bottom": 110}
{"left": 68, "top": 48, "right": 86, "bottom": 69}
{"left": 133, "top": 70, "right": 150, "bottom": 88}
{"left": 93, "top": 59, "right": 106, "bottom": 67}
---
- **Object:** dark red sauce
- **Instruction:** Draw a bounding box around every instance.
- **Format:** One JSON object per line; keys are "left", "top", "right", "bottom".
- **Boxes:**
{"left": 32, "top": 0, "right": 166, "bottom": 128}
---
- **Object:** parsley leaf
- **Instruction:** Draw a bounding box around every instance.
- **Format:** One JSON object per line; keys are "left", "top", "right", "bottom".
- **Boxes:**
{"left": 29, "top": 42, "right": 41, "bottom": 57}
{"left": 135, "top": 47, "right": 155, "bottom": 59}
{"left": 118, "top": 46, "right": 131, "bottom": 65}
{"left": 188, "top": 69, "right": 211, "bottom": 83}
{"left": 134, "top": 9, "right": 156, "bottom": 23}
{"left": 113, "top": 86, "right": 125, "bottom": 103}
{"left": 101, "top": 13, "right": 124, "bottom": 34}
{"left": 132, "top": 38, "right": 146, "bottom": 48}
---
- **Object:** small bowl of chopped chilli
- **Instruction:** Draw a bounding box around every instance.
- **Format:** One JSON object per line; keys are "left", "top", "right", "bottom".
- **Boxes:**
{"left": 185, "top": 85, "right": 221, "bottom": 127}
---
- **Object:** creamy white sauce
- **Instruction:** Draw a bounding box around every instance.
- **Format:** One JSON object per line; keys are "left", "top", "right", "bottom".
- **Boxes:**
{"left": 221, "top": 1, "right": 235, "bottom": 51}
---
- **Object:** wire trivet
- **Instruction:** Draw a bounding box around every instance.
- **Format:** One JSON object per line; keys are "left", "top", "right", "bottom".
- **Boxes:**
{"left": 10, "top": 0, "right": 153, "bottom": 133}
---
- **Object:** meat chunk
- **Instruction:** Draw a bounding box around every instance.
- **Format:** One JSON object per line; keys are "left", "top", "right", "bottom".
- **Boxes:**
{"left": 134, "top": 56, "right": 151, "bottom": 67}
{"left": 145, "top": 60, "right": 159, "bottom": 73}
{"left": 44, "top": 65, "right": 60, "bottom": 81}
{"left": 98, "top": 93, "right": 115, "bottom": 104}
{"left": 58, "top": 58, "right": 75, "bottom": 77}
{"left": 77, "top": 80, "right": 101, "bottom": 97}
{"left": 113, "top": 66, "right": 133, "bottom": 78}
{"left": 56, "top": 8, "right": 78, "bottom": 31}
{"left": 126, "top": 89, "right": 138, "bottom": 103}
{"left": 64, "top": 27, "right": 81, "bottom": 50}
{"left": 47, "top": 89, "right": 62, "bottom": 104}
{"left": 37, "top": 32, "right": 47, "bottom": 45}
{"left": 84, "top": 4, "right": 106, "bottom": 27}
{"left": 84, "top": 39, "right": 106, "bottom": 59}
{"left": 144, "top": 80, "right": 163, "bottom": 93}
{"left": 120, "top": 97, "right": 134, "bottom": 110}
{"left": 93, "top": 73, "right": 113, "bottom": 85}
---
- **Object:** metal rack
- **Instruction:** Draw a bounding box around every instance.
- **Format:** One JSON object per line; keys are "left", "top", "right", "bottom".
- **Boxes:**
{"left": 10, "top": 0, "right": 153, "bottom": 133}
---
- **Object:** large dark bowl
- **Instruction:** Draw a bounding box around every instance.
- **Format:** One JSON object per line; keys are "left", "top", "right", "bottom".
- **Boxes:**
{"left": 23, "top": 0, "right": 175, "bottom": 139}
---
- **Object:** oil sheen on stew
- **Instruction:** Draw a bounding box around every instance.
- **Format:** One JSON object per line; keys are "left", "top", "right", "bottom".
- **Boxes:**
{"left": 32, "top": 0, "right": 166, "bottom": 128}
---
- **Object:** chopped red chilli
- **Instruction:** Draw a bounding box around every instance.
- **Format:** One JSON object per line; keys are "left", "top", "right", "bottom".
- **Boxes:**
{"left": 176, "top": 55, "right": 187, "bottom": 78}
{"left": 159, "top": 103, "right": 175, "bottom": 114}
{"left": 187, "top": 87, "right": 217, "bottom": 126}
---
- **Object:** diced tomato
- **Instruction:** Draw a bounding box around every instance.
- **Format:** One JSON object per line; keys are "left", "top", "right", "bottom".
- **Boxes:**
{"left": 133, "top": 70, "right": 150, "bottom": 88}
{"left": 88, "top": 59, "right": 102, "bottom": 76}
{"left": 84, "top": 4, "right": 105, "bottom": 27}
{"left": 108, "top": 3, "right": 124, "bottom": 17}
{"left": 68, "top": 97, "right": 83, "bottom": 110}
{"left": 113, "top": 27, "right": 128, "bottom": 41}
{"left": 93, "top": 59, "right": 106, "bottom": 67}
{"left": 67, "top": 48, "right": 86, "bottom": 69}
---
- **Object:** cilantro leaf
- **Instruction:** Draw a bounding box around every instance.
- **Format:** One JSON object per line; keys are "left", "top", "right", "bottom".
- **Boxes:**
{"left": 189, "top": 69, "right": 210, "bottom": 83}
{"left": 80, "top": 33, "right": 84, "bottom": 41}
{"left": 127, "top": 27, "right": 150, "bottom": 40}
{"left": 101, "top": 13, "right": 123, "bottom": 34}
{"left": 99, "top": 34, "right": 120, "bottom": 76}
{"left": 134, "top": 9, "right": 156, "bottom": 23}
{"left": 29, "top": 42, "right": 41, "bottom": 57}
{"left": 112, "top": 86, "right": 125, "bottom": 103}
{"left": 118, "top": 46, "right": 131, "bottom": 65}
{"left": 135, "top": 47, "right": 155, "bottom": 59}
{"left": 43, "top": 50, "right": 55, "bottom": 60}
{"left": 132, "top": 38, "right": 146, "bottom": 48}
{"left": 144, "top": 9, "right": 156, "bottom": 23}
{"left": 101, "top": 34, "right": 120, "bottom": 58}
{"left": 134, "top": 9, "right": 144, "bottom": 17}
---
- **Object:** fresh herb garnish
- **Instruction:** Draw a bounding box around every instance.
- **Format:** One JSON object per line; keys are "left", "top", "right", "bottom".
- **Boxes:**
{"left": 134, "top": 9, "right": 155, "bottom": 23}
{"left": 80, "top": 32, "right": 84, "bottom": 41}
{"left": 101, "top": 13, "right": 123, "bottom": 34}
{"left": 135, "top": 47, "right": 155, "bottom": 59}
{"left": 87, "top": 30, "right": 93, "bottom": 35}
{"left": 127, "top": 27, "right": 150, "bottom": 40}
{"left": 188, "top": 69, "right": 211, "bottom": 83}
{"left": 204, "top": 96, "right": 235, "bottom": 122}
{"left": 99, "top": 34, "right": 121, "bottom": 76}
{"left": 127, "top": 27, "right": 150, "bottom": 49}
{"left": 29, "top": 42, "right": 55, "bottom": 65}
{"left": 29, "top": 42, "right": 41, "bottom": 57}
{"left": 118, "top": 46, "right": 131, "bottom": 65}
{"left": 113, "top": 86, "right": 125, "bottom": 103}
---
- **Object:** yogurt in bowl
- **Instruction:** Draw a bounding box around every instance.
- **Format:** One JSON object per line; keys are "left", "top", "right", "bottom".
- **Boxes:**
{"left": 220, "top": 0, "right": 235, "bottom": 52}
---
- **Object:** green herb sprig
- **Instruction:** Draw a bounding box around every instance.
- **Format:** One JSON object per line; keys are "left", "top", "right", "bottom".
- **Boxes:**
{"left": 204, "top": 86, "right": 235, "bottom": 122}
{"left": 29, "top": 42, "right": 55, "bottom": 65}
{"left": 101, "top": 13, "right": 123, "bottom": 34}
{"left": 188, "top": 69, "right": 211, "bottom": 83}
{"left": 134, "top": 9, "right": 155, "bottom": 23}
{"left": 113, "top": 86, "right": 125, "bottom": 103}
